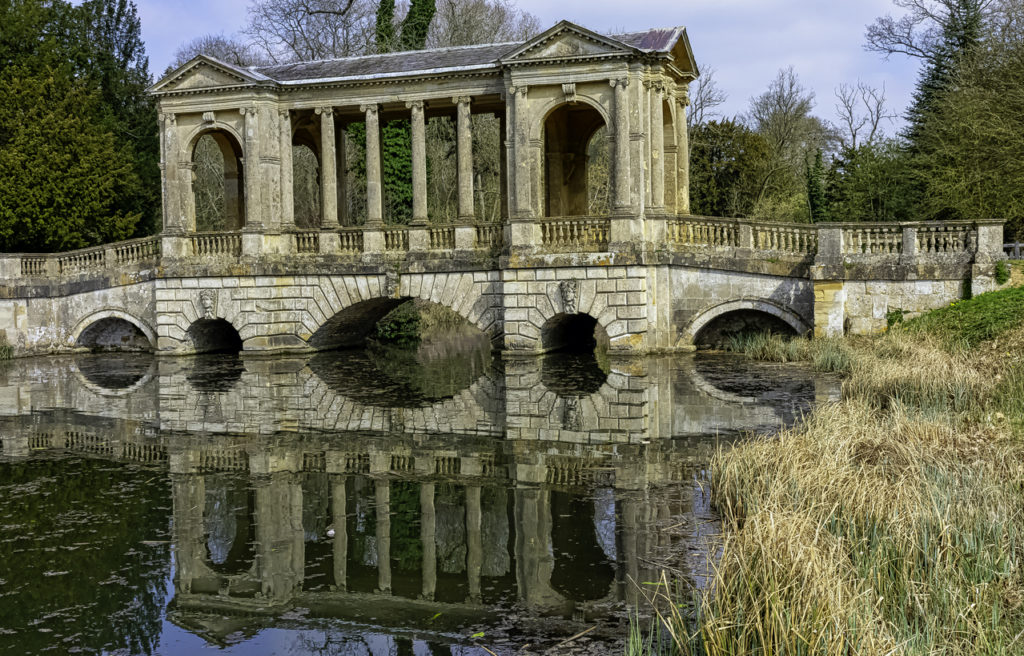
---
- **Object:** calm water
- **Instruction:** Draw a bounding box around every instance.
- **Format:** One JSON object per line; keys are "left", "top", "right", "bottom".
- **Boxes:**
{"left": 0, "top": 338, "right": 836, "bottom": 655}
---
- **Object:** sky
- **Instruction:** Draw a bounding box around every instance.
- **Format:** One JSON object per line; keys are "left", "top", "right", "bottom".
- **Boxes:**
{"left": 135, "top": 0, "right": 920, "bottom": 134}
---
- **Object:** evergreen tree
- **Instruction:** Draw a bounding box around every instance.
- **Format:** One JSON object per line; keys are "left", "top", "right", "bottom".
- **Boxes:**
{"left": 805, "top": 149, "right": 828, "bottom": 222}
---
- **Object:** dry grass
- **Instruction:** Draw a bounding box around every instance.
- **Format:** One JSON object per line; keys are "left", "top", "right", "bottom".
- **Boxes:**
{"left": 636, "top": 326, "right": 1024, "bottom": 655}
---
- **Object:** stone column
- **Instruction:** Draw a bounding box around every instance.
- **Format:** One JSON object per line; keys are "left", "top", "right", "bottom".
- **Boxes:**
{"left": 408, "top": 100, "right": 428, "bottom": 226}
{"left": 362, "top": 104, "right": 384, "bottom": 228}
{"left": 511, "top": 86, "right": 532, "bottom": 218}
{"left": 279, "top": 110, "right": 295, "bottom": 230}
{"left": 455, "top": 96, "right": 475, "bottom": 221}
{"left": 499, "top": 112, "right": 509, "bottom": 220}
{"left": 241, "top": 106, "right": 260, "bottom": 230}
{"left": 650, "top": 82, "right": 665, "bottom": 210}
{"left": 336, "top": 123, "right": 348, "bottom": 226}
{"left": 420, "top": 482, "right": 436, "bottom": 601}
{"left": 375, "top": 478, "right": 391, "bottom": 594}
{"left": 332, "top": 476, "right": 347, "bottom": 590}
{"left": 677, "top": 91, "right": 690, "bottom": 214}
{"left": 466, "top": 485, "right": 482, "bottom": 602}
{"left": 611, "top": 78, "right": 631, "bottom": 211}
{"left": 318, "top": 107, "right": 339, "bottom": 229}
{"left": 160, "top": 113, "right": 183, "bottom": 234}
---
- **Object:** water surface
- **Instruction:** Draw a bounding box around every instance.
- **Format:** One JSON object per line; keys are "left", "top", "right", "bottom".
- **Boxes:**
{"left": 0, "top": 339, "right": 836, "bottom": 655}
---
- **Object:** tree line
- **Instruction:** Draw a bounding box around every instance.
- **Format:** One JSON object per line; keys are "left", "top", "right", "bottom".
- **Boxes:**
{"left": 2, "top": 0, "right": 1022, "bottom": 251}
{"left": 690, "top": 0, "right": 1024, "bottom": 241}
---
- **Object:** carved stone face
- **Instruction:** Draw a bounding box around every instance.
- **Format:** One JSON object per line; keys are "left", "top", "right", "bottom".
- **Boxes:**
{"left": 199, "top": 291, "right": 216, "bottom": 319}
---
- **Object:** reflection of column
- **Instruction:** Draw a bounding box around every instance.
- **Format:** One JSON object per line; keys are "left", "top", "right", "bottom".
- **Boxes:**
{"left": 620, "top": 494, "right": 640, "bottom": 604}
{"left": 408, "top": 100, "right": 428, "bottom": 226}
{"left": 514, "top": 487, "right": 564, "bottom": 610}
{"left": 318, "top": 107, "right": 339, "bottom": 229}
{"left": 332, "top": 476, "right": 347, "bottom": 591}
{"left": 466, "top": 485, "right": 482, "bottom": 602}
{"left": 420, "top": 482, "right": 436, "bottom": 600}
{"left": 611, "top": 79, "right": 631, "bottom": 211}
{"left": 171, "top": 474, "right": 205, "bottom": 594}
{"left": 362, "top": 104, "right": 384, "bottom": 227}
{"left": 376, "top": 479, "right": 391, "bottom": 594}
{"left": 455, "top": 96, "right": 474, "bottom": 221}
{"left": 650, "top": 83, "right": 665, "bottom": 210}
{"left": 255, "top": 473, "right": 304, "bottom": 601}
{"left": 279, "top": 110, "right": 294, "bottom": 230}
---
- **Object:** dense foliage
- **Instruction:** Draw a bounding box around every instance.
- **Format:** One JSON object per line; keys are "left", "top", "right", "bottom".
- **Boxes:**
{"left": 0, "top": 0, "right": 158, "bottom": 252}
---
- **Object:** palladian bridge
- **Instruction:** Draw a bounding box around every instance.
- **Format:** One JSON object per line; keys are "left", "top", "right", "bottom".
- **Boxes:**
{"left": 0, "top": 20, "right": 1006, "bottom": 357}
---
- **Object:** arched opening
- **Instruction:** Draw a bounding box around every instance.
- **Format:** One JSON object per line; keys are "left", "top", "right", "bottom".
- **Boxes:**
{"left": 76, "top": 317, "right": 152, "bottom": 352}
{"left": 309, "top": 297, "right": 412, "bottom": 351}
{"left": 693, "top": 309, "right": 799, "bottom": 349}
{"left": 192, "top": 130, "right": 244, "bottom": 232}
{"left": 186, "top": 318, "right": 243, "bottom": 354}
{"left": 292, "top": 142, "right": 321, "bottom": 228}
{"left": 541, "top": 313, "right": 608, "bottom": 354}
{"left": 543, "top": 103, "right": 608, "bottom": 217}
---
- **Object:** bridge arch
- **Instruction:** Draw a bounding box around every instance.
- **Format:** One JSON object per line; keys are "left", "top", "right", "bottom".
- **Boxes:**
{"left": 685, "top": 298, "right": 811, "bottom": 346}
{"left": 186, "top": 317, "right": 244, "bottom": 354}
{"left": 70, "top": 310, "right": 156, "bottom": 352}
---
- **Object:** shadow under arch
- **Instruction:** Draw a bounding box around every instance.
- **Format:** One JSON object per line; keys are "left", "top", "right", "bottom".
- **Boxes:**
{"left": 686, "top": 299, "right": 810, "bottom": 348}
{"left": 71, "top": 311, "right": 155, "bottom": 353}
{"left": 540, "top": 312, "right": 609, "bottom": 354}
{"left": 308, "top": 297, "right": 413, "bottom": 351}
{"left": 186, "top": 318, "right": 243, "bottom": 354}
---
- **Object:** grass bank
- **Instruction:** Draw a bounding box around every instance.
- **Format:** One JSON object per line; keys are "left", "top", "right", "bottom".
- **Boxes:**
{"left": 639, "top": 286, "right": 1024, "bottom": 655}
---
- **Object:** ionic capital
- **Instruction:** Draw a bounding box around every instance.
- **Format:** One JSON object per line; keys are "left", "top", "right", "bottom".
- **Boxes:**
{"left": 278, "top": 108, "right": 291, "bottom": 120}
{"left": 315, "top": 106, "right": 333, "bottom": 116}
{"left": 360, "top": 103, "right": 378, "bottom": 115}
{"left": 609, "top": 78, "right": 629, "bottom": 89}
{"left": 452, "top": 95, "right": 472, "bottom": 106}
{"left": 508, "top": 85, "right": 528, "bottom": 98}
{"left": 159, "top": 112, "right": 176, "bottom": 124}
{"left": 405, "top": 99, "right": 424, "bottom": 111}
{"left": 677, "top": 89, "right": 691, "bottom": 107}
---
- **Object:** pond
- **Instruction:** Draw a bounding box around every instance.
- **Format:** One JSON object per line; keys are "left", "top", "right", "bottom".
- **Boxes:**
{"left": 0, "top": 338, "right": 837, "bottom": 655}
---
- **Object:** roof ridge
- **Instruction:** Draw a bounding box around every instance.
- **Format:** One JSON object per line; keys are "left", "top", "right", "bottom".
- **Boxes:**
{"left": 255, "top": 40, "right": 521, "bottom": 71}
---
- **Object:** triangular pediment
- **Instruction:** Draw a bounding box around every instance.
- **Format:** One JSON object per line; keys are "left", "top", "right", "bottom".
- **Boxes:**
{"left": 149, "top": 56, "right": 267, "bottom": 95}
{"left": 501, "top": 21, "right": 634, "bottom": 63}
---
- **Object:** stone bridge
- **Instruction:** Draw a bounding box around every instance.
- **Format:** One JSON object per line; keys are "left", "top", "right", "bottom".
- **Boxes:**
{"left": 0, "top": 20, "right": 1006, "bottom": 357}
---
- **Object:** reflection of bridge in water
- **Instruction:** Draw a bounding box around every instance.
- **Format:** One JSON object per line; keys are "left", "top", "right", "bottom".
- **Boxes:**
{"left": 0, "top": 349, "right": 836, "bottom": 647}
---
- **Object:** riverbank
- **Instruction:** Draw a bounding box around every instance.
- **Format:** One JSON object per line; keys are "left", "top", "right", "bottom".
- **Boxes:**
{"left": 641, "top": 285, "right": 1024, "bottom": 654}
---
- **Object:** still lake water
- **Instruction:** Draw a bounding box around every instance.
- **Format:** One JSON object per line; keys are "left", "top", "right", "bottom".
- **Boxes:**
{"left": 0, "top": 337, "right": 836, "bottom": 655}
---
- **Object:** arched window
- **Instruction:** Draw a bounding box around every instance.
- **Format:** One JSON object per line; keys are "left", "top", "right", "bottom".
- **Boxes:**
{"left": 191, "top": 130, "right": 244, "bottom": 232}
{"left": 542, "top": 103, "right": 609, "bottom": 217}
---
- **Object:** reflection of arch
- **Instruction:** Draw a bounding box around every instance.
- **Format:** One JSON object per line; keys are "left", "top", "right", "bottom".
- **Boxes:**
{"left": 203, "top": 476, "right": 257, "bottom": 576}
{"left": 70, "top": 310, "right": 156, "bottom": 351}
{"left": 189, "top": 127, "right": 245, "bottom": 232}
{"left": 542, "top": 102, "right": 608, "bottom": 217}
{"left": 550, "top": 491, "right": 616, "bottom": 602}
{"left": 685, "top": 299, "right": 811, "bottom": 344}
{"left": 187, "top": 318, "right": 243, "bottom": 354}
{"left": 71, "top": 354, "right": 156, "bottom": 395}
{"left": 540, "top": 351, "right": 608, "bottom": 396}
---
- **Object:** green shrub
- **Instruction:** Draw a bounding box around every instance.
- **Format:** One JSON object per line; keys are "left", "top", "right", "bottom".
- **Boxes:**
{"left": 373, "top": 302, "right": 420, "bottom": 346}
{"left": 995, "top": 260, "right": 1011, "bottom": 285}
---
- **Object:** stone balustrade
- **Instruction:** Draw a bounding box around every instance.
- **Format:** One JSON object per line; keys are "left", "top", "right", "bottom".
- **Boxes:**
{"left": 190, "top": 232, "right": 241, "bottom": 257}
{"left": 1, "top": 236, "right": 161, "bottom": 281}
{"left": 539, "top": 217, "right": 610, "bottom": 252}
{"left": 667, "top": 217, "right": 738, "bottom": 248}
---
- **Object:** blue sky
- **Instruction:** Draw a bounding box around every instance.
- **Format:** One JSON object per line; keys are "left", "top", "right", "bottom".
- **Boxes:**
{"left": 136, "top": 0, "right": 919, "bottom": 134}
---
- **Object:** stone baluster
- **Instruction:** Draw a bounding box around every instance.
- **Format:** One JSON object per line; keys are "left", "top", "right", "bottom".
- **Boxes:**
{"left": 455, "top": 96, "right": 475, "bottom": 221}
{"left": 317, "top": 107, "right": 339, "bottom": 229}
